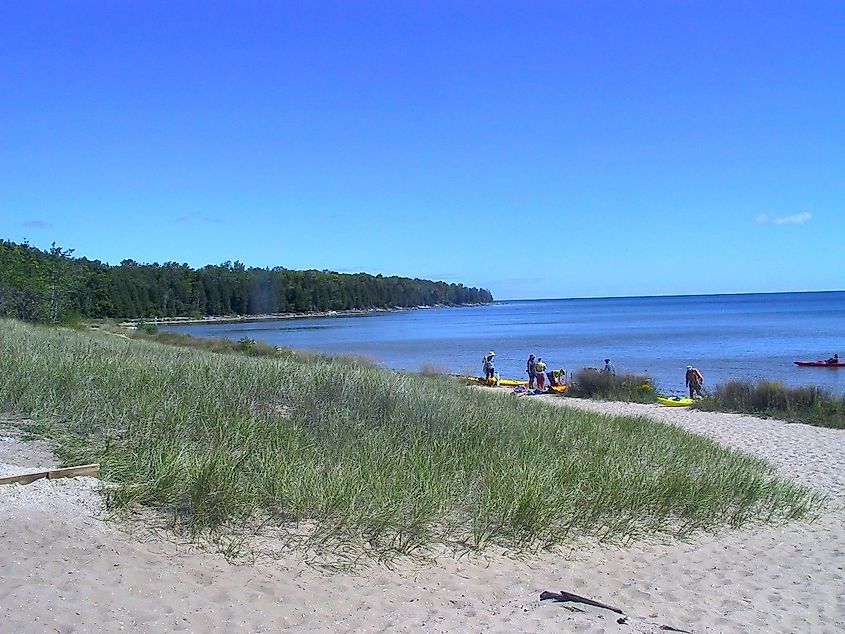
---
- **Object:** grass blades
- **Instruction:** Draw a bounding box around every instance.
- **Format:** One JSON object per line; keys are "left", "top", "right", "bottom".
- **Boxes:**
{"left": 694, "top": 380, "right": 845, "bottom": 429}
{"left": 0, "top": 318, "right": 824, "bottom": 563}
{"left": 566, "top": 368, "right": 658, "bottom": 403}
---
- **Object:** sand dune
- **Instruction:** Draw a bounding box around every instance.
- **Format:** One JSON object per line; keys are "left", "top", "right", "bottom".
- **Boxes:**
{"left": 1, "top": 403, "right": 843, "bottom": 633}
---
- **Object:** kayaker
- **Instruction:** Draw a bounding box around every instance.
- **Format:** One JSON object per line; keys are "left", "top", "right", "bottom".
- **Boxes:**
{"left": 482, "top": 351, "right": 496, "bottom": 381}
{"left": 685, "top": 365, "right": 704, "bottom": 398}
{"left": 526, "top": 354, "right": 537, "bottom": 388}
{"left": 550, "top": 368, "right": 565, "bottom": 387}
{"left": 535, "top": 357, "right": 547, "bottom": 390}
{"left": 826, "top": 353, "right": 840, "bottom": 364}
{"left": 602, "top": 359, "right": 616, "bottom": 375}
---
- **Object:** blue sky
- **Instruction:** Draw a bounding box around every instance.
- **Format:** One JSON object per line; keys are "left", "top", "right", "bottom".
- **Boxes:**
{"left": 2, "top": 1, "right": 842, "bottom": 300}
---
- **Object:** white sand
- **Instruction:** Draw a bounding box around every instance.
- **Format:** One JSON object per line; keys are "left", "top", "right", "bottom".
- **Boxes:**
{"left": 1, "top": 405, "right": 844, "bottom": 633}
{"left": 545, "top": 397, "right": 845, "bottom": 503}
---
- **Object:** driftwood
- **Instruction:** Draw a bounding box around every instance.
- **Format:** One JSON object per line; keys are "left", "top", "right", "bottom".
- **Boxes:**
{"left": 541, "top": 589, "right": 693, "bottom": 633}
{"left": 539, "top": 590, "right": 624, "bottom": 614}
{"left": 0, "top": 464, "right": 100, "bottom": 486}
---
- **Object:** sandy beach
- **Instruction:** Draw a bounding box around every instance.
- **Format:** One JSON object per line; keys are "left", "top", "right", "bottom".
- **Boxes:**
{"left": 4, "top": 3, "right": 841, "bottom": 632}
{"left": 115, "top": 303, "right": 483, "bottom": 329}
{"left": 2, "top": 402, "right": 843, "bottom": 633}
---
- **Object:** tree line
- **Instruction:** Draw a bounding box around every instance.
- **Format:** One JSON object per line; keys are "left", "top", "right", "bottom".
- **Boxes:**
{"left": 0, "top": 239, "right": 493, "bottom": 322}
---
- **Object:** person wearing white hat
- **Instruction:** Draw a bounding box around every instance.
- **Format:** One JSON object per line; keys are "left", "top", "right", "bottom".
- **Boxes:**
{"left": 685, "top": 365, "right": 704, "bottom": 398}
{"left": 482, "top": 351, "right": 496, "bottom": 381}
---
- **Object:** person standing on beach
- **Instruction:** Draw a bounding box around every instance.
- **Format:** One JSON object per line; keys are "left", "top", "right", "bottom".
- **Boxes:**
{"left": 685, "top": 365, "right": 704, "bottom": 398}
{"left": 602, "top": 359, "right": 615, "bottom": 375}
{"left": 482, "top": 351, "right": 496, "bottom": 381}
{"left": 535, "top": 357, "right": 547, "bottom": 390}
{"left": 526, "top": 354, "right": 537, "bottom": 388}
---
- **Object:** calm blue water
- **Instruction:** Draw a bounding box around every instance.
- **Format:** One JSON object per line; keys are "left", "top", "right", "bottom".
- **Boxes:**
{"left": 164, "top": 291, "right": 845, "bottom": 395}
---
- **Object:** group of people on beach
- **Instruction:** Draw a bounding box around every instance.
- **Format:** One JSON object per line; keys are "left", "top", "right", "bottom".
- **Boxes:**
{"left": 484, "top": 350, "right": 708, "bottom": 399}
{"left": 482, "top": 351, "right": 564, "bottom": 389}
{"left": 524, "top": 354, "right": 567, "bottom": 390}
{"left": 483, "top": 352, "right": 615, "bottom": 392}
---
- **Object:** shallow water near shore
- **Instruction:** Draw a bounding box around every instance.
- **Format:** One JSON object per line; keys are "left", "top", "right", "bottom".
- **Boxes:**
{"left": 164, "top": 290, "right": 845, "bottom": 394}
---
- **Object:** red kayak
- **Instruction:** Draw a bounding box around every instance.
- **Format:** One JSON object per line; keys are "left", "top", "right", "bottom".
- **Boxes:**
{"left": 794, "top": 361, "right": 845, "bottom": 368}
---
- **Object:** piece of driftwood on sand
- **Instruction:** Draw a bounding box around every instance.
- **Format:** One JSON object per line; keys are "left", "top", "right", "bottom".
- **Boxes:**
{"left": 0, "top": 464, "right": 100, "bottom": 486}
{"left": 539, "top": 589, "right": 624, "bottom": 614}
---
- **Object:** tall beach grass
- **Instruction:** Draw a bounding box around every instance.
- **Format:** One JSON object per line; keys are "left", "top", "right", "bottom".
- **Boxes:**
{"left": 0, "top": 319, "right": 823, "bottom": 563}
{"left": 566, "top": 368, "right": 658, "bottom": 403}
{"left": 695, "top": 380, "right": 845, "bottom": 429}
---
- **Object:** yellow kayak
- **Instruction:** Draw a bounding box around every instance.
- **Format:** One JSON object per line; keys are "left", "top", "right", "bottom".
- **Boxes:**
{"left": 500, "top": 379, "right": 529, "bottom": 387}
{"left": 460, "top": 376, "right": 529, "bottom": 387}
{"left": 657, "top": 396, "right": 694, "bottom": 407}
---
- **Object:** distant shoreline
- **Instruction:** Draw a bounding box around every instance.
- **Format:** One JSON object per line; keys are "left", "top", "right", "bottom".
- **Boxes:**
{"left": 118, "top": 303, "right": 490, "bottom": 328}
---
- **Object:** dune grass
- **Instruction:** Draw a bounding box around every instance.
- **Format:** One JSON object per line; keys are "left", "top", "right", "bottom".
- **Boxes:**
{"left": 695, "top": 380, "right": 845, "bottom": 429}
{"left": 0, "top": 319, "right": 823, "bottom": 563}
{"left": 566, "top": 368, "right": 658, "bottom": 403}
{"left": 127, "top": 327, "right": 292, "bottom": 359}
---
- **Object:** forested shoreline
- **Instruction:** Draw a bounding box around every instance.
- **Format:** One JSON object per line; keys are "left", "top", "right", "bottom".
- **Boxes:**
{"left": 0, "top": 240, "right": 493, "bottom": 322}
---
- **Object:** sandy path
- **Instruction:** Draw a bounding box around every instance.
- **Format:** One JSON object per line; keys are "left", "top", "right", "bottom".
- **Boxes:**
{"left": 1, "top": 407, "right": 844, "bottom": 633}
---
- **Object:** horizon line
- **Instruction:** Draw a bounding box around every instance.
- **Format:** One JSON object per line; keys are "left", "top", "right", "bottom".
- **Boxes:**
{"left": 496, "top": 289, "right": 844, "bottom": 302}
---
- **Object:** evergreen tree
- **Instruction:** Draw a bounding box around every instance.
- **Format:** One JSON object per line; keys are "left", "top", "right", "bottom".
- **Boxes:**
{"left": 0, "top": 239, "right": 494, "bottom": 322}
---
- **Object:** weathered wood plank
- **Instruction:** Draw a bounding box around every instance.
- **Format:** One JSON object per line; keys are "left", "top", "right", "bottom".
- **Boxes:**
{"left": 48, "top": 464, "right": 100, "bottom": 480}
{"left": 0, "top": 471, "right": 49, "bottom": 486}
{"left": 0, "top": 463, "right": 100, "bottom": 486}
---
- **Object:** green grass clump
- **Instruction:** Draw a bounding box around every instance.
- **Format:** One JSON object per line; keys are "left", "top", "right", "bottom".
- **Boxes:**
{"left": 129, "top": 328, "right": 295, "bottom": 359}
{"left": 695, "top": 380, "right": 845, "bottom": 429}
{"left": 0, "top": 318, "right": 823, "bottom": 563}
{"left": 567, "top": 368, "right": 658, "bottom": 403}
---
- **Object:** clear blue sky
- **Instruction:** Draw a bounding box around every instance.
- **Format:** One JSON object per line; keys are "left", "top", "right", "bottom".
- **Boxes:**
{"left": 2, "top": 1, "right": 842, "bottom": 300}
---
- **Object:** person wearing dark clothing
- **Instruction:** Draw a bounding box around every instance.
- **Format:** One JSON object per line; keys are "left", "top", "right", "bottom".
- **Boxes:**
{"left": 482, "top": 351, "right": 496, "bottom": 381}
{"left": 685, "top": 365, "right": 704, "bottom": 398}
{"left": 526, "top": 354, "right": 537, "bottom": 388}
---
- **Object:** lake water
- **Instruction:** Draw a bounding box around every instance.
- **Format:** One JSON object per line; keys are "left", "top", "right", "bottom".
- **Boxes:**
{"left": 164, "top": 291, "right": 845, "bottom": 395}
